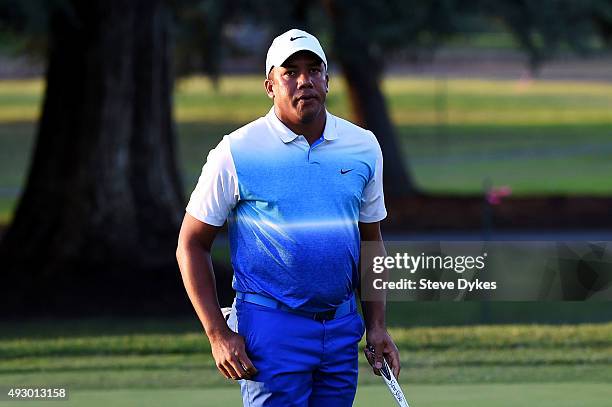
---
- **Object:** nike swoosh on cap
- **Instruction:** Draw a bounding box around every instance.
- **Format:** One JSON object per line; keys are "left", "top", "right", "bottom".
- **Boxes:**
{"left": 290, "top": 36, "right": 306, "bottom": 41}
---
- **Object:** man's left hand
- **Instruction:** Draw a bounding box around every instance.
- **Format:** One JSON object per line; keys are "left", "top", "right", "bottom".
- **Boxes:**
{"left": 364, "top": 327, "right": 401, "bottom": 378}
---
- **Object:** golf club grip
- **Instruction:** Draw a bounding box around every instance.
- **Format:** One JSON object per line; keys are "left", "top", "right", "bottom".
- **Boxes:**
{"left": 380, "top": 357, "right": 410, "bottom": 407}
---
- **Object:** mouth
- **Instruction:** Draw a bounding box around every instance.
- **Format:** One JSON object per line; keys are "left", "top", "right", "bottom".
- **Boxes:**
{"left": 295, "top": 94, "right": 318, "bottom": 104}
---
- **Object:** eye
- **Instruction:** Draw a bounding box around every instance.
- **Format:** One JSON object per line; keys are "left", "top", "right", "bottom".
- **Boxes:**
{"left": 310, "top": 67, "right": 322, "bottom": 74}
{"left": 284, "top": 70, "right": 296, "bottom": 77}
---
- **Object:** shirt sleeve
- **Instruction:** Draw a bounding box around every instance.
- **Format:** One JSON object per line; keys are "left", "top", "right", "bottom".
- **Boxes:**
{"left": 186, "top": 136, "right": 239, "bottom": 226}
{"left": 359, "top": 132, "right": 387, "bottom": 223}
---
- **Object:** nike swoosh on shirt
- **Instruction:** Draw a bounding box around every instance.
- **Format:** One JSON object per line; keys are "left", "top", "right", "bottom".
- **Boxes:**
{"left": 290, "top": 36, "right": 306, "bottom": 41}
{"left": 340, "top": 169, "right": 354, "bottom": 174}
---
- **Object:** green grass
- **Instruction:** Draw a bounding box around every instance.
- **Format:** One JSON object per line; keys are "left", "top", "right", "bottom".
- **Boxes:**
{"left": 0, "top": 322, "right": 610, "bottom": 385}
{"left": 3, "top": 303, "right": 612, "bottom": 340}
{"left": 2, "top": 76, "right": 612, "bottom": 223}
{"left": 3, "top": 383, "right": 611, "bottom": 407}
{"left": 1, "top": 325, "right": 610, "bottom": 384}
{"left": 0, "top": 322, "right": 611, "bottom": 406}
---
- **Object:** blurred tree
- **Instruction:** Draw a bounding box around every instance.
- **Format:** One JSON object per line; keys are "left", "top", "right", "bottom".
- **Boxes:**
{"left": 480, "top": 0, "right": 604, "bottom": 75}
{"left": 172, "top": 0, "right": 236, "bottom": 87}
{"left": 0, "top": 0, "right": 53, "bottom": 59}
{"left": 0, "top": 0, "right": 187, "bottom": 315}
{"left": 591, "top": 0, "right": 612, "bottom": 45}
{"left": 321, "top": 0, "right": 460, "bottom": 197}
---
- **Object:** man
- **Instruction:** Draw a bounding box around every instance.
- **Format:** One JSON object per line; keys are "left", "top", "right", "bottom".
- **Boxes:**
{"left": 176, "top": 28, "right": 400, "bottom": 406}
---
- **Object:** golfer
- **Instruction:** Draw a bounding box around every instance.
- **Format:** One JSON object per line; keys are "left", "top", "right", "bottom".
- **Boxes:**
{"left": 177, "top": 28, "right": 400, "bottom": 406}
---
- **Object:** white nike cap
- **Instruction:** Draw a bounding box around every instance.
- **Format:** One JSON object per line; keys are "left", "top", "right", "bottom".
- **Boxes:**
{"left": 265, "top": 28, "right": 327, "bottom": 77}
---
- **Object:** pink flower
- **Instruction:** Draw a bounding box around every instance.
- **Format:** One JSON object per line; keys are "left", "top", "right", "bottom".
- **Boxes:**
{"left": 486, "top": 186, "right": 512, "bottom": 205}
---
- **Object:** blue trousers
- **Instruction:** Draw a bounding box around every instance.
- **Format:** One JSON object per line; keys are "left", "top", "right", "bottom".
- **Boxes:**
{"left": 227, "top": 297, "right": 365, "bottom": 407}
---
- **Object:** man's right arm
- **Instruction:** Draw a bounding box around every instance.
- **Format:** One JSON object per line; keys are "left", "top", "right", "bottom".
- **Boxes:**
{"left": 176, "top": 213, "right": 256, "bottom": 380}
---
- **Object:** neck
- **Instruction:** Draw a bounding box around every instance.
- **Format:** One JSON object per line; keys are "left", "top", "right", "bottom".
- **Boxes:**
{"left": 275, "top": 107, "right": 326, "bottom": 145}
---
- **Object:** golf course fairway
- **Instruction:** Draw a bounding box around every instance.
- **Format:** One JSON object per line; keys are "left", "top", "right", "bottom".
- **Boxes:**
{"left": 2, "top": 383, "right": 610, "bottom": 407}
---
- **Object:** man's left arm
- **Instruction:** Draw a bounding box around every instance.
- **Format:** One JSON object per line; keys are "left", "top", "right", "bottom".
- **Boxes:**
{"left": 357, "top": 221, "right": 401, "bottom": 378}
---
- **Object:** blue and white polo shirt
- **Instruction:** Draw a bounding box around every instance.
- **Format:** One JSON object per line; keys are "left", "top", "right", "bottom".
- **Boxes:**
{"left": 186, "top": 107, "right": 386, "bottom": 312}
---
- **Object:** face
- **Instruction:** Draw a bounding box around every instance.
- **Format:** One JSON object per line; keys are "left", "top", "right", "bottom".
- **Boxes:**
{"left": 265, "top": 51, "right": 329, "bottom": 125}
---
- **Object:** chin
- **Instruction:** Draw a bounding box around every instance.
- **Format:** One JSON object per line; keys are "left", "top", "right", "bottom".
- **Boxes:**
{"left": 297, "top": 106, "right": 322, "bottom": 124}
{"left": 298, "top": 113, "right": 315, "bottom": 124}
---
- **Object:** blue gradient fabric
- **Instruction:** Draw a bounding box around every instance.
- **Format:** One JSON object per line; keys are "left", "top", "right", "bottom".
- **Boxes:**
{"left": 186, "top": 107, "right": 386, "bottom": 312}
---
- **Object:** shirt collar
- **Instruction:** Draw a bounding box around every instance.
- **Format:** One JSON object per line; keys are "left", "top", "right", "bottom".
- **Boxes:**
{"left": 266, "top": 107, "right": 339, "bottom": 143}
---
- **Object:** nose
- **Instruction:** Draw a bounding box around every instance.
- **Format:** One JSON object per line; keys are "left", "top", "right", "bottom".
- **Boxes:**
{"left": 297, "top": 71, "right": 314, "bottom": 88}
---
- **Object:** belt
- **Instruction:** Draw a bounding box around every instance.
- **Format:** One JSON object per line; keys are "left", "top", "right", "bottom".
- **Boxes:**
{"left": 236, "top": 292, "right": 355, "bottom": 322}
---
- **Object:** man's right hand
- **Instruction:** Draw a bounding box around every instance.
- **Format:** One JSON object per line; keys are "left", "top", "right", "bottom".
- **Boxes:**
{"left": 177, "top": 215, "right": 257, "bottom": 380}
{"left": 209, "top": 329, "right": 258, "bottom": 380}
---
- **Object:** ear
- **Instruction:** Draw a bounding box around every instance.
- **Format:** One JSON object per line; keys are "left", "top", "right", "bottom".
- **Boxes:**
{"left": 264, "top": 72, "right": 275, "bottom": 99}
{"left": 325, "top": 74, "right": 329, "bottom": 93}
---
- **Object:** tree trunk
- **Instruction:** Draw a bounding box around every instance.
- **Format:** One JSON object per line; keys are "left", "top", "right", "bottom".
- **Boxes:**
{"left": 323, "top": 0, "right": 417, "bottom": 197}
{"left": 0, "top": 0, "right": 187, "bottom": 316}
{"left": 340, "top": 59, "right": 417, "bottom": 197}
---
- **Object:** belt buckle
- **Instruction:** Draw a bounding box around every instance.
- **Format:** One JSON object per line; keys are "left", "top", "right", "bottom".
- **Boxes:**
{"left": 313, "top": 309, "right": 336, "bottom": 322}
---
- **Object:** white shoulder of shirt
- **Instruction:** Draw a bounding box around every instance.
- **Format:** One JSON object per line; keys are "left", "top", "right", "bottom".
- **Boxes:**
{"left": 185, "top": 135, "right": 239, "bottom": 227}
{"left": 330, "top": 113, "right": 382, "bottom": 150}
